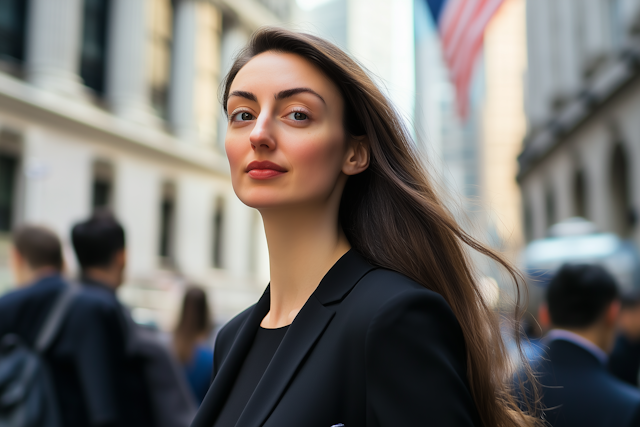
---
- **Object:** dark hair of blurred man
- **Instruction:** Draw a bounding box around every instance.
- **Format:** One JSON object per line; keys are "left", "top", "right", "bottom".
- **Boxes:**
{"left": 71, "top": 209, "right": 126, "bottom": 289}
{"left": 532, "top": 264, "right": 640, "bottom": 427}
{"left": 9, "top": 225, "right": 63, "bottom": 286}
{"left": 609, "top": 292, "right": 640, "bottom": 387}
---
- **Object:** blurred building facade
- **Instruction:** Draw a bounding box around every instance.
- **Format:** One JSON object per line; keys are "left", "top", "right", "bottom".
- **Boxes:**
{"left": 481, "top": 0, "right": 527, "bottom": 258}
{"left": 520, "top": 0, "right": 640, "bottom": 247}
{"left": 0, "top": 0, "right": 293, "bottom": 328}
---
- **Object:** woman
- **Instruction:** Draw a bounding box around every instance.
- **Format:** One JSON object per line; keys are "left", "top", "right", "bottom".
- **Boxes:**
{"left": 192, "top": 28, "right": 540, "bottom": 427}
{"left": 173, "top": 286, "right": 214, "bottom": 404}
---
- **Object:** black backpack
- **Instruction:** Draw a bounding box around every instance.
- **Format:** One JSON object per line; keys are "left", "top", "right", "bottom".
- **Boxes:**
{"left": 0, "top": 284, "right": 79, "bottom": 427}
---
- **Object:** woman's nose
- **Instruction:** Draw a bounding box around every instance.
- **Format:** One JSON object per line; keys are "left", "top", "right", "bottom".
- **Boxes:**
{"left": 249, "top": 114, "right": 276, "bottom": 151}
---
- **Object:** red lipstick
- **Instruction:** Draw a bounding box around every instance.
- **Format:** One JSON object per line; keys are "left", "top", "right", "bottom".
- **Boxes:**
{"left": 245, "top": 160, "right": 288, "bottom": 179}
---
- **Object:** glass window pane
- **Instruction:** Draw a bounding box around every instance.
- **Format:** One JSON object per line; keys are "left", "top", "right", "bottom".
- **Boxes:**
{"left": 0, "top": 0, "right": 27, "bottom": 64}
{"left": 0, "top": 155, "right": 17, "bottom": 232}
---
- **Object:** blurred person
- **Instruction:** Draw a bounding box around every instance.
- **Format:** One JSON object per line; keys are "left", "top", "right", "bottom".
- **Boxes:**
{"left": 0, "top": 225, "right": 69, "bottom": 426}
{"left": 173, "top": 286, "right": 214, "bottom": 404}
{"left": 70, "top": 211, "right": 155, "bottom": 426}
{"left": 530, "top": 264, "right": 640, "bottom": 426}
{"left": 72, "top": 210, "right": 195, "bottom": 427}
{"left": 0, "top": 224, "right": 146, "bottom": 427}
{"left": 609, "top": 292, "right": 640, "bottom": 387}
{"left": 191, "top": 28, "right": 541, "bottom": 427}
{"left": 7, "top": 224, "right": 64, "bottom": 287}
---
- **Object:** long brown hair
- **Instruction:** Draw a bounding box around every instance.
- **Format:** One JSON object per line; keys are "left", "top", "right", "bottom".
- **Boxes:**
{"left": 222, "top": 27, "right": 541, "bottom": 427}
{"left": 174, "top": 286, "right": 212, "bottom": 363}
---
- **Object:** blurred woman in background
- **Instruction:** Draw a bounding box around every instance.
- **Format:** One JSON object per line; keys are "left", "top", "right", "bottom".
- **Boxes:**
{"left": 173, "top": 286, "right": 214, "bottom": 404}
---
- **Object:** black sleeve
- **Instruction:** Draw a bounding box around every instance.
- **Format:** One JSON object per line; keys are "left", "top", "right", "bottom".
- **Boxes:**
{"left": 67, "top": 299, "right": 123, "bottom": 427}
{"left": 365, "top": 289, "right": 480, "bottom": 426}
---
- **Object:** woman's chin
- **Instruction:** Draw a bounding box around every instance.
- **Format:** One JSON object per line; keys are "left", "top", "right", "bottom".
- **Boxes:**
{"left": 236, "top": 193, "right": 289, "bottom": 210}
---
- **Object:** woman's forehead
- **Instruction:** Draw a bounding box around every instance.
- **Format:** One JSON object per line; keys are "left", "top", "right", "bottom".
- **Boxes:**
{"left": 230, "top": 52, "right": 341, "bottom": 100}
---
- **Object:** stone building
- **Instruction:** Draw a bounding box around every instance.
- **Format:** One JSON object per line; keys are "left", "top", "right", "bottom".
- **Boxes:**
{"left": 519, "top": 0, "right": 640, "bottom": 247}
{"left": 0, "top": 0, "right": 291, "bottom": 327}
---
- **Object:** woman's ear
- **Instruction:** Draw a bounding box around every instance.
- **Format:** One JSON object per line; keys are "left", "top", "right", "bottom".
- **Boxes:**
{"left": 343, "top": 135, "right": 370, "bottom": 176}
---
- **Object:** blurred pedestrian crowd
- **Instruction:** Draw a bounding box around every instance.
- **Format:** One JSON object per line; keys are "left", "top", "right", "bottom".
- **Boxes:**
{"left": 0, "top": 212, "right": 216, "bottom": 427}
{"left": 3, "top": 213, "right": 640, "bottom": 426}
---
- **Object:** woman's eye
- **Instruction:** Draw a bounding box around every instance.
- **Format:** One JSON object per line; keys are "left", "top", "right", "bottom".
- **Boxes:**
{"left": 287, "top": 111, "right": 308, "bottom": 121}
{"left": 232, "top": 111, "right": 254, "bottom": 122}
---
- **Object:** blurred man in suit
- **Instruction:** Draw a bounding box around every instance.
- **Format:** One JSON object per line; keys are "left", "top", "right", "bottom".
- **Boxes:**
{"left": 72, "top": 210, "right": 195, "bottom": 427}
{"left": 0, "top": 223, "right": 153, "bottom": 426}
{"left": 69, "top": 210, "right": 155, "bottom": 426}
{"left": 534, "top": 264, "right": 640, "bottom": 427}
{"left": 609, "top": 292, "right": 640, "bottom": 387}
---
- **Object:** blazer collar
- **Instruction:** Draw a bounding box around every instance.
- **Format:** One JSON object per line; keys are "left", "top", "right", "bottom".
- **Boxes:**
{"left": 313, "top": 249, "right": 377, "bottom": 305}
{"left": 197, "top": 249, "right": 375, "bottom": 427}
{"left": 547, "top": 339, "right": 606, "bottom": 371}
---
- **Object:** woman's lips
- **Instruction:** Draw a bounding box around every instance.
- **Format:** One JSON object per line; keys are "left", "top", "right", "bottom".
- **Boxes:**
{"left": 246, "top": 161, "right": 287, "bottom": 179}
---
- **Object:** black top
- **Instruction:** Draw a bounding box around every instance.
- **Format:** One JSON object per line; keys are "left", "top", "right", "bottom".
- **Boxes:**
{"left": 192, "top": 249, "right": 482, "bottom": 427}
{"left": 213, "top": 325, "right": 289, "bottom": 427}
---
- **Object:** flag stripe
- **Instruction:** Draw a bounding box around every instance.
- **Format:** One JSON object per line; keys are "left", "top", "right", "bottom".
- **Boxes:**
{"left": 431, "top": 0, "right": 504, "bottom": 119}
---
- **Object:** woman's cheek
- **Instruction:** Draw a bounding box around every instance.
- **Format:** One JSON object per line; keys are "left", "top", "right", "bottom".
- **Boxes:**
{"left": 292, "top": 134, "right": 344, "bottom": 189}
{"left": 225, "top": 137, "right": 245, "bottom": 173}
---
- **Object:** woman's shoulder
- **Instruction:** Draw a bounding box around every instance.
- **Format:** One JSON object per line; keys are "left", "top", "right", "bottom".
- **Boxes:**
{"left": 356, "top": 267, "right": 453, "bottom": 314}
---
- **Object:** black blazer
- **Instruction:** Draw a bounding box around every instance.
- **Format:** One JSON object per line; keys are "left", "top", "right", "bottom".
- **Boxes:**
{"left": 533, "top": 339, "right": 640, "bottom": 427}
{"left": 0, "top": 275, "right": 153, "bottom": 427}
{"left": 192, "top": 250, "right": 481, "bottom": 427}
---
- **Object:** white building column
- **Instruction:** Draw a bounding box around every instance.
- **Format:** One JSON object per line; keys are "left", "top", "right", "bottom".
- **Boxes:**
{"left": 168, "top": 0, "right": 198, "bottom": 142}
{"left": 552, "top": 153, "right": 574, "bottom": 222}
{"left": 523, "top": 174, "right": 547, "bottom": 240}
{"left": 25, "top": 0, "right": 86, "bottom": 96}
{"left": 554, "top": 0, "right": 581, "bottom": 100}
{"left": 525, "top": 0, "right": 550, "bottom": 127}
{"left": 105, "top": 0, "right": 156, "bottom": 124}
{"left": 174, "top": 176, "right": 214, "bottom": 279}
{"left": 582, "top": 0, "right": 610, "bottom": 69}
{"left": 584, "top": 135, "right": 610, "bottom": 233}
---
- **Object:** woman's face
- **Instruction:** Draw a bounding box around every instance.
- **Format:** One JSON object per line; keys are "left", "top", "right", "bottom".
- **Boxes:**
{"left": 225, "top": 52, "right": 366, "bottom": 210}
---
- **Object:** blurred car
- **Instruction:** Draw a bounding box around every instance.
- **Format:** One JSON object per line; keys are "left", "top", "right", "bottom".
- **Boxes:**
{"left": 521, "top": 217, "right": 640, "bottom": 316}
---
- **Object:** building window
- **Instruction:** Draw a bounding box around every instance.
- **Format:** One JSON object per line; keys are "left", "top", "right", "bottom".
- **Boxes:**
{"left": 148, "top": 0, "right": 173, "bottom": 118}
{"left": 573, "top": 169, "right": 587, "bottom": 219}
{"left": 608, "top": 0, "right": 624, "bottom": 49}
{"left": 92, "top": 160, "right": 113, "bottom": 209}
{"left": 523, "top": 197, "right": 533, "bottom": 242}
{"left": 0, "top": 154, "right": 17, "bottom": 232}
{"left": 610, "top": 144, "right": 634, "bottom": 237}
{"left": 545, "top": 186, "right": 555, "bottom": 232}
{"left": 159, "top": 182, "right": 176, "bottom": 265}
{"left": 212, "top": 197, "right": 224, "bottom": 268}
{"left": 81, "top": 0, "right": 110, "bottom": 95}
{"left": 0, "top": 0, "right": 27, "bottom": 69}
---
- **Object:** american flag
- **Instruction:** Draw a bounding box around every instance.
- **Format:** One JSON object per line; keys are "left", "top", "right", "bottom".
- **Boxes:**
{"left": 426, "top": 0, "right": 504, "bottom": 119}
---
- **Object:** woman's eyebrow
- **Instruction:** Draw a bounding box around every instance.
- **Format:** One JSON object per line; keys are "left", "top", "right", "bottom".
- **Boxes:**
{"left": 275, "top": 87, "right": 326, "bottom": 104}
{"left": 228, "top": 90, "right": 257, "bottom": 102}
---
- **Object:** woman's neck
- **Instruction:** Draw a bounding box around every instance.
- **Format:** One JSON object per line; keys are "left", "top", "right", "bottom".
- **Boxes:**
{"left": 259, "top": 203, "right": 350, "bottom": 328}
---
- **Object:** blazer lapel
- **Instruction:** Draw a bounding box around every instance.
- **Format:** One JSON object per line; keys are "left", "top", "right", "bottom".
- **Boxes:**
{"left": 235, "top": 295, "right": 334, "bottom": 427}
{"left": 191, "top": 288, "right": 270, "bottom": 427}
{"left": 236, "top": 250, "right": 376, "bottom": 427}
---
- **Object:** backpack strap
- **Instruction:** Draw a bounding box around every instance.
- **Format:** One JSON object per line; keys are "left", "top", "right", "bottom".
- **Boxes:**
{"left": 35, "top": 282, "right": 80, "bottom": 353}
